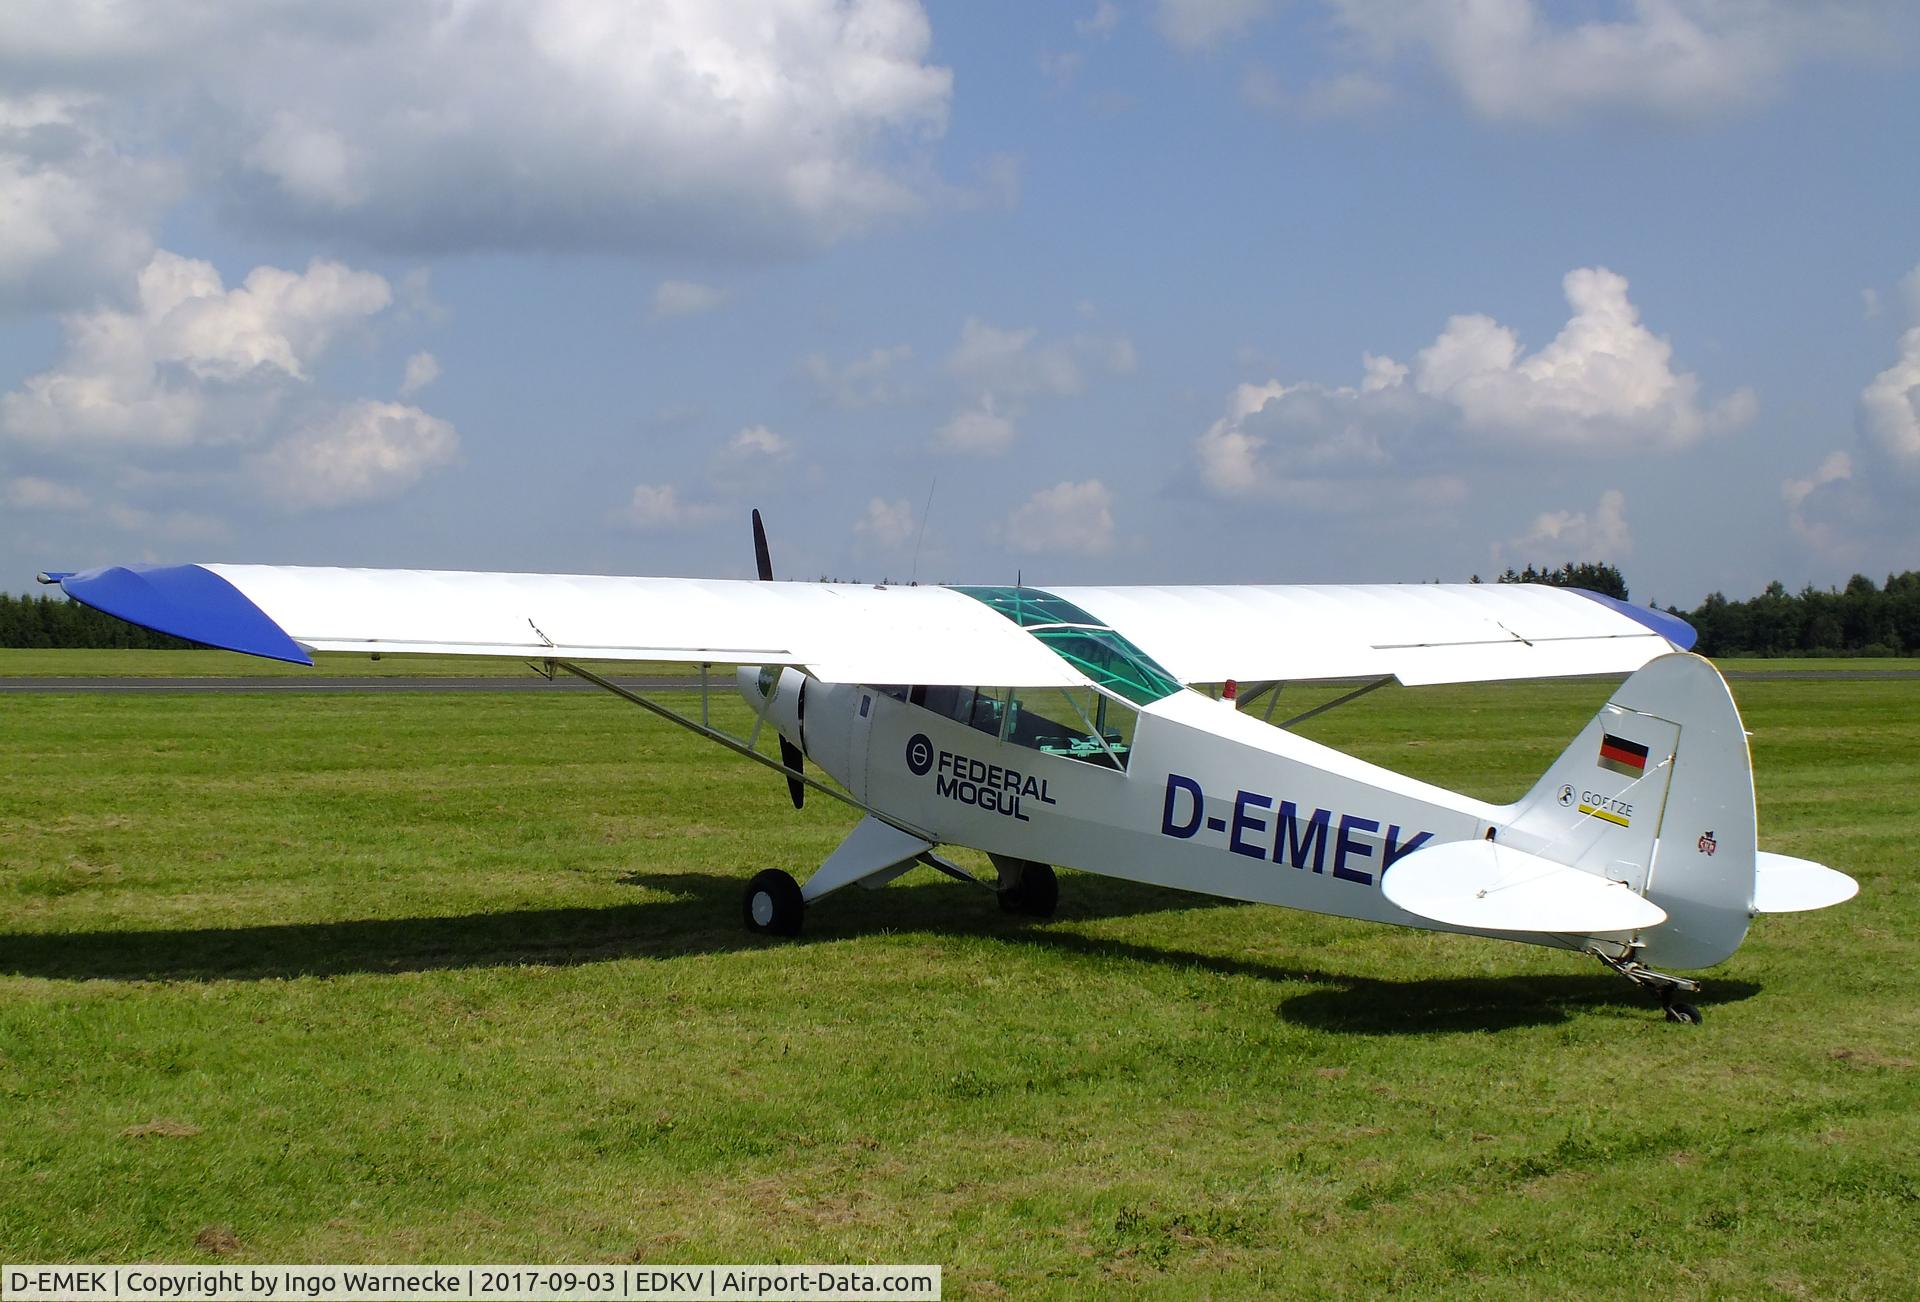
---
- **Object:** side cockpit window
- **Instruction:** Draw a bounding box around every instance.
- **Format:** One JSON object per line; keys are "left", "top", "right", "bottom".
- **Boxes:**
{"left": 912, "top": 684, "right": 1009, "bottom": 739}
{"left": 900, "top": 682, "right": 1136, "bottom": 770}
{"left": 1005, "top": 686, "right": 1135, "bottom": 769}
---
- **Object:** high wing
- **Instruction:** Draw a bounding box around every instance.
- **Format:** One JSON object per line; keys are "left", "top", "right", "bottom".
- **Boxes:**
{"left": 41, "top": 563, "right": 1692, "bottom": 689}
{"left": 39, "top": 563, "right": 1087, "bottom": 689}
{"left": 1052, "top": 583, "right": 1693, "bottom": 686}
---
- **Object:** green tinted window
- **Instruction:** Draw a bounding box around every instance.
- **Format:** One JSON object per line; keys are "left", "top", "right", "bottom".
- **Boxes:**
{"left": 953, "top": 585, "right": 1183, "bottom": 706}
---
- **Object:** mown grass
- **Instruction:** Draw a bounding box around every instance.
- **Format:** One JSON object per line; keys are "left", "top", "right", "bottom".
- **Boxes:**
{"left": 1, "top": 661, "right": 1915, "bottom": 1296}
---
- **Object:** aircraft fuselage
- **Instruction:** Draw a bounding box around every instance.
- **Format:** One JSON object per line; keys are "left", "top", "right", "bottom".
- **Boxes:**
{"left": 748, "top": 669, "right": 1559, "bottom": 944}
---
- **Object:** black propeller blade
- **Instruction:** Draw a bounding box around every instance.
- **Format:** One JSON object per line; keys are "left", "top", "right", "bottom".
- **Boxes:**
{"left": 752, "top": 508, "right": 774, "bottom": 583}
{"left": 752, "top": 509, "right": 806, "bottom": 810}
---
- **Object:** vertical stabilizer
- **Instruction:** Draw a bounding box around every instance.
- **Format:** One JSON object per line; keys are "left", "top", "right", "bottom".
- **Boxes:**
{"left": 1502, "top": 653, "right": 1755, "bottom": 969}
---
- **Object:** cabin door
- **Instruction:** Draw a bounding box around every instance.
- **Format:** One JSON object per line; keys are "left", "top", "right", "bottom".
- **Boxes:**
{"left": 846, "top": 688, "right": 877, "bottom": 804}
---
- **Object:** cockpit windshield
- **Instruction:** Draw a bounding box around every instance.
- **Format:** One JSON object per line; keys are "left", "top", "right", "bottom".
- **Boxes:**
{"left": 951, "top": 585, "right": 1182, "bottom": 706}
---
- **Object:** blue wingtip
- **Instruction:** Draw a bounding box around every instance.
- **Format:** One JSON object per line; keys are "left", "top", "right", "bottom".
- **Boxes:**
{"left": 1570, "top": 588, "right": 1698, "bottom": 651}
{"left": 57, "top": 564, "right": 313, "bottom": 666}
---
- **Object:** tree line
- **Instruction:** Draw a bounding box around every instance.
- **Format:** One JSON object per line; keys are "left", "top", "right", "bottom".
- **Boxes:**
{"left": 0, "top": 591, "right": 195, "bottom": 650}
{"left": 1487, "top": 562, "right": 1920, "bottom": 657}
{"left": 1679, "top": 574, "right": 1920, "bottom": 657}
{"left": 7, "top": 566, "right": 1920, "bottom": 656}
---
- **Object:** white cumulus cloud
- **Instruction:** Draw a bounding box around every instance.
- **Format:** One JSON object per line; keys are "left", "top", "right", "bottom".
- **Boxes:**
{"left": 0, "top": 94, "right": 179, "bottom": 310}
{"left": 709, "top": 424, "right": 796, "bottom": 492}
{"left": 944, "top": 317, "right": 1136, "bottom": 401}
{"left": 1776, "top": 312, "right": 1920, "bottom": 562}
{"left": 854, "top": 497, "right": 917, "bottom": 549}
{"left": 1413, "top": 268, "right": 1755, "bottom": 447}
{"left": 617, "top": 483, "right": 726, "bottom": 533}
{"left": 2, "top": 250, "right": 392, "bottom": 450}
{"left": 246, "top": 112, "right": 366, "bottom": 211}
{"left": 934, "top": 397, "right": 1017, "bottom": 457}
{"left": 803, "top": 344, "right": 914, "bottom": 409}
{"left": 1326, "top": 0, "right": 1902, "bottom": 123}
{"left": 399, "top": 351, "right": 440, "bottom": 397}
{"left": 251, "top": 401, "right": 458, "bottom": 511}
{"left": 1194, "top": 267, "right": 1750, "bottom": 504}
{"left": 1499, "top": 489, "right": 1633, "bottom": 567}
{"left": 1782, "top": 451, "right": 1856, "bottom": 552}
{"left": 1005, "top": 480, "right": 1117, "bottom": 556}
{"left": 1859, "top": 326, "right": 1920, "bottom": 471}
{"left": 937, "top": 318, "right": 1133, "bottom": 459}
{"left": 947, "top": 318, "right": 1085, "bottom": 399}
{"left": 2, "top": 249, "right": 456, "bottom": 523}
{"left": 0, "top": 1, "right": 954, "bottom": 258}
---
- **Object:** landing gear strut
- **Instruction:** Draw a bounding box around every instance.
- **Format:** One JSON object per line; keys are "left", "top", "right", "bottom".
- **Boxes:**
{"left": 1590, "top": 947, "right": 1703, "bottom": 1024}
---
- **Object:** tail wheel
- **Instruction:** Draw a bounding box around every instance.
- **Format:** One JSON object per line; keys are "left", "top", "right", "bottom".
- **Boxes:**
{"left": 743, "top": 869, "right": 804, "bottom": 936}
{"left": 997, "top": 859, "right": 1058, "bottom": 918}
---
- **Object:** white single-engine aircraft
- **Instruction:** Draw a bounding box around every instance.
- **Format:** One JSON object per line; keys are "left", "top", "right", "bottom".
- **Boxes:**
{"left": 39, "top": 513, "right": 1857, "bottom": 1023}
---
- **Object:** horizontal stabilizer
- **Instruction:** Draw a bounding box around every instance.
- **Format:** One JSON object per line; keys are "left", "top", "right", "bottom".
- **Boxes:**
{"left": 1753, "top": 852, "right": 1859, "bottom": 913}
{"left": 1383, "top": 839, "right": 1668, "bottom": 934}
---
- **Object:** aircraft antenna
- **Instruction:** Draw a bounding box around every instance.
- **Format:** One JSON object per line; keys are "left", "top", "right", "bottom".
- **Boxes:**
{"left": 910, "top": 476, "right": 936, "bottom": 585}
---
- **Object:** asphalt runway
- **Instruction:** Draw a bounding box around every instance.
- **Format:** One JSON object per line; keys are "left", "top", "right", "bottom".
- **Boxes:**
{"left": 2, "top": 669, "right": 1915, "bottom": 694}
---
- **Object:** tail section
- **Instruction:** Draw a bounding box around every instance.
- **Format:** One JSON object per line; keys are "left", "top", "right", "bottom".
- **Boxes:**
{"left": 1502, "top": 653, "right": 1756, "bottom": 968}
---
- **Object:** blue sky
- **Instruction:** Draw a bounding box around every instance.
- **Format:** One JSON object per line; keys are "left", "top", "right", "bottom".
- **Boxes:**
{"left": 3, "top": 1, "right": 1917, "bottom": 608}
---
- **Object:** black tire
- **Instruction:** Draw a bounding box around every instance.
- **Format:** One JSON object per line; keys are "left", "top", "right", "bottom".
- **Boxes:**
{"left": 997, "top": 860, "right": 1058, "bottom": 918}
{"left": 743, "top": 869, "right": 804, "bottom": 937}
{"left": 1664, "top": 1000, "right": 1703, "bottom": 1025}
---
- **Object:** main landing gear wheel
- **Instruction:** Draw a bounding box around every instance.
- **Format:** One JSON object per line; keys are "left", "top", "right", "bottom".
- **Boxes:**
{"left": 996, "top": 860, "right": 1058, "bottom": 918}
{"left": 743, "top": 869, "right": 804, "bottom": 937}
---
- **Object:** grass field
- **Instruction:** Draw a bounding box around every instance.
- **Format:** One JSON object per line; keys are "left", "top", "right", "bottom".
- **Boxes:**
{"left": 1, "top": 653, "right": 1915, "bottom": 1295}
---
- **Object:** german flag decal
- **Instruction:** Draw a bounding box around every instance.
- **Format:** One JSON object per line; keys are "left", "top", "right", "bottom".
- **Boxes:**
{"left": 1598, "top": 732, "right": 1650, "bottom": 777}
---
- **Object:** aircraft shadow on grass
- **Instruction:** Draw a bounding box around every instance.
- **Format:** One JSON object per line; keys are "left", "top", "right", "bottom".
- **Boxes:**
{"left": 0, "top": 868, "right": 1757, "bottom": 1032}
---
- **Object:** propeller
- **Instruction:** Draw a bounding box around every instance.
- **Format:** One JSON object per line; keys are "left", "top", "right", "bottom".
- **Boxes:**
{"left": 753, "top": 509, "right": 807, "bottom": 810}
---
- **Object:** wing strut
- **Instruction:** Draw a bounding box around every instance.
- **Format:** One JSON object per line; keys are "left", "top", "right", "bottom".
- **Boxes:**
{"left": 1279, "top": 676, "right": 1393, "bottom": 729}
{"left": 556, "top": 659, "right": 870, "bottom": 815}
